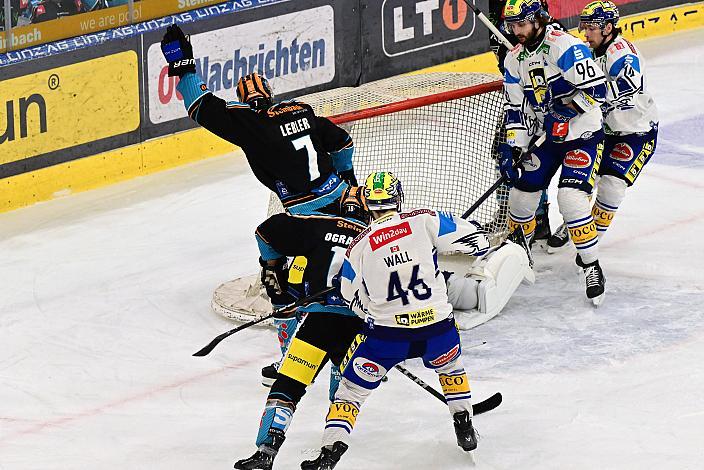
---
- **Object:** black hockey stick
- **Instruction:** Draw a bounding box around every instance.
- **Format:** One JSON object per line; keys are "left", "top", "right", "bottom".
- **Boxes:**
{"left": 460, "top": 134, "right": 547, "bottom": 220}
{"left": 193, "top": 286, "right": 335, "bottom": 357}
{"left": 394, "top": 364, "right": 502, "bottom": 415}
{"left": 460, "top": 0, "right": 514, "bottom": 49}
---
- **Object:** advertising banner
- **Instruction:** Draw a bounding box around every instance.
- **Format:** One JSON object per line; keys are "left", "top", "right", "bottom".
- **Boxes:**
{"left": 0, "top": 51, "right": 140, "bottom": 170}
{"left": 147, "top": 4, "right": 336, "bottom": 125}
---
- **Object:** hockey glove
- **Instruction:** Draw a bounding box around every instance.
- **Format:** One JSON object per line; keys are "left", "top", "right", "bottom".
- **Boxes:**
{"left": 259, "top": 257, "right": 296, "bottom": 307}
{"left": 339, "top": 169, "right": 358, "bottom": 187}
{"left": 498, "top": 143, "right": 525, "bottom": 184}
{"left": 544, "top": 103, "right": 579, "bottom": 143}
{"left": 161, "top": 25, "right": 196, "bottom": 77}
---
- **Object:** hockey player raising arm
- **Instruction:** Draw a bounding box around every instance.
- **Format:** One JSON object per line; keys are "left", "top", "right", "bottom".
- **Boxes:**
{"left": 499, "top": 0, "right": 608, "bottom": 305}
{"left": 160, "top": 25, "right": 357, "bottom": 216}
{"left": 301, "top": 172, "right": 533, "bottom": 469}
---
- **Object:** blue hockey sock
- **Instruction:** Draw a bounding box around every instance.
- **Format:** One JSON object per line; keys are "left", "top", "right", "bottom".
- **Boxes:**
{"left": 328, "top": 364, "right": 342, "bottom": 402}
{"left": 273, "top": 317, "right": 299, "bottom": 357}
{"left": 255, "top": 399, "right": 295, "bottom": 447}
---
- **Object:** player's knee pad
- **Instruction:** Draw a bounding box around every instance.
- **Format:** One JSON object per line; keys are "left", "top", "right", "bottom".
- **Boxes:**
{"left": 278, "top": 337, "right": 327, "bottom": 386}
{"left": 469, "top": 241, "right": 534, "bottom": 318}
{"left": 508, "top": 189, "right": 542, "bottom": 240}
{"left": 274, "top": 317, "right": 299, "bottom": 356}
{"left": 558, "top": 187, "right": 599, "bottom": 261}
{"left": 255, "top": 398, "right": 296, "bottom": 447}
{"left": 445, "top": 273, "right": 479, "bottom": 311}
{"left": 269, "top": 374, "right": 308, "bottom": 404}
{"left": 334, "top": 377, "right": 372, "bottom": 404}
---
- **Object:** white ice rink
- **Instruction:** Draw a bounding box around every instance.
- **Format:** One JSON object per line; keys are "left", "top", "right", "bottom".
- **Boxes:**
{"left": 2, "top": 29, "right": 704, "bottom": 470}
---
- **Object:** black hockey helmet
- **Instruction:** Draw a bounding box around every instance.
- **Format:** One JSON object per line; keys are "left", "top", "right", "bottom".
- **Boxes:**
{"left": 236, "top": 72, "right": 274, "bottom": 111}
{"left": 340, "top": 186, "right": 370, "bottom": 224}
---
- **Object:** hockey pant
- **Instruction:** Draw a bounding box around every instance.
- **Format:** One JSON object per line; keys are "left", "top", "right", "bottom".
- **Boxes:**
{"left": 255, "top": 313, "right": 363, "bottom": 447}
{"left": 508, "top": 132, "right": 604, "bottom": 263}
{"left": 321, "top": 318, "right": 472, "bottom": 447}
{"left": 593, "top": 127, "right": 658, "bottom": 237}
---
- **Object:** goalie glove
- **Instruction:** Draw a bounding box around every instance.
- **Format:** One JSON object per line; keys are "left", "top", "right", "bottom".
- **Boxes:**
{"left": 161, "top": 24, "right": 196, "bottom": 77}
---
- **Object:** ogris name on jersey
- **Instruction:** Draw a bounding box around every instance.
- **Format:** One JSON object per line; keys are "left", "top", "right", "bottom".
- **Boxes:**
{"left": 324, "top": 232, "right": 355, "bottom": 245}
{"left": 280, "top": 117, "right": 311, "bottom": 136}
{"left": 369, "top": 222, "right": 412, "bottom": 251}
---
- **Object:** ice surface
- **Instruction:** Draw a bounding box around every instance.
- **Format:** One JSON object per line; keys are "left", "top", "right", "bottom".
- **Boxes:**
{"left": 1, "top": 30, "right": 704, "bottom": 470}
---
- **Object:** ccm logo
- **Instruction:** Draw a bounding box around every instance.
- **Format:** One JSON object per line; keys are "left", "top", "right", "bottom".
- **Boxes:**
{"left": 382, "top": 0, "right": 476, "bottom": 57}
{"left": 564, "top": 149, "right": 592, "bottom": 168}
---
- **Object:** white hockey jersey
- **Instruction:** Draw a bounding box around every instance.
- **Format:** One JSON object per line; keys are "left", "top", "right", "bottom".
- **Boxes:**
{"left": 503, "top": 25, "right": 606, "bottom": 149}
{"left": 594, "top": 35, "right": 659, "bottom": 135}
{"left": 340, "top": 209, "right": 490, "bottom": 329}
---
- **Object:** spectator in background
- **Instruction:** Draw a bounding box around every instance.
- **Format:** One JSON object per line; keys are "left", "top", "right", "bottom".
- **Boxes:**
{"left": 31, "top": 0, "right": 81, "bottom": 22}
{"left": 0, "top": 0, "right": 22, "bottom": 30}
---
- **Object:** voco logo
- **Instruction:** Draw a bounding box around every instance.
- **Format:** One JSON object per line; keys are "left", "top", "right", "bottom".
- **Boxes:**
{"left": 1, "top": 94, "right": 47, "bottom": 145}
{"left": 382, "top": 0, "right": 476, "bottom": 57}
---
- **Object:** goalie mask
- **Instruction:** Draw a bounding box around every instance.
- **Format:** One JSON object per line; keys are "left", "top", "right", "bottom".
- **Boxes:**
{"left": 340, "top": 186, "right": 370, "bottom": 224}
{"left": 236, "top": 72, "right": 274, "bottom": 111}
{"left": 364, "top": 171, "right": 404, "bottom": 212}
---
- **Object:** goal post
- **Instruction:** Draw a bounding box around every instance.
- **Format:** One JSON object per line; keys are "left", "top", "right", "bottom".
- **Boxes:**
{"left": 215, "top": 72, "right": 509, "bottom": 327}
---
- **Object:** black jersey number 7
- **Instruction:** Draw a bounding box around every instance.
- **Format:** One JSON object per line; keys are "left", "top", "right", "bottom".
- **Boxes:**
{"left": 291, "top": 135, "right": 320, "bottom": 181}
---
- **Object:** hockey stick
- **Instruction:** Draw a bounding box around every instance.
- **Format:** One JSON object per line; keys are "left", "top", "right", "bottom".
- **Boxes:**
{"left": 394, "top": 364, "right": 503, "bottom": 415}
{"left": 460, "top": 134, "right": 547, "bottom": 220}
{"left": 461, "top": 0, "right": 514, "bottom": 49}
{"left": 193, "top": 286, "right": 335, "bottom": 357}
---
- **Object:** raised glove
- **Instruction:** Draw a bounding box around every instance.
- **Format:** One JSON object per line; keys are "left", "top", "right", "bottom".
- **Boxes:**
{"left": 498, "top": 143, "right": 525, "bottom": 184}
{"left": 161, "top": 24, "right": 196, "bottom": 77}
{"left": 544, "top": 103, "right": 579, "bottom": 143}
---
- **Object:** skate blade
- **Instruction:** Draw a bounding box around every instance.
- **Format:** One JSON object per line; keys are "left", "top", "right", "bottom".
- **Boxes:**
{"left": 261, "top": 378, "right": 275, "bottom": 388}
{"left": 590, "top": 293, "right": 605, "bottom": 307}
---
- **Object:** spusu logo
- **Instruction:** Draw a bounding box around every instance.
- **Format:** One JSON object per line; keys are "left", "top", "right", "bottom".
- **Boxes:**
{"left": 381, "top": 0, "right": 476, "bottom": 57}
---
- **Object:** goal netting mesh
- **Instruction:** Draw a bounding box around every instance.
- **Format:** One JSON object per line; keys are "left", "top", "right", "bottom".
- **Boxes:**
{"left": 218, "top": 72, "right": 509, "bottom": 324}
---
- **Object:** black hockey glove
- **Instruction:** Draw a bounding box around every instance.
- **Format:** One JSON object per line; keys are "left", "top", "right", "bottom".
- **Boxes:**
{"left": 259, "top": 257, "right": 296, "bottom": 307}
{"left": 498, "top": 143, "right": 525, "bottom": 184}
{"left": 339, "top": 169, "right": 358, "bottom": 187}
{"left": 161, "top": 25, "right": 196, "bottom": 77}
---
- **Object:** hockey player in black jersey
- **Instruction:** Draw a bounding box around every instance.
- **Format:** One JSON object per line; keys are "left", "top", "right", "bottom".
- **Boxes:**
{"left": 234, "top": 187, "right": 369, "bottom": 470}
{"left": 160, "top": 25, "right": 357, "bottom": 216}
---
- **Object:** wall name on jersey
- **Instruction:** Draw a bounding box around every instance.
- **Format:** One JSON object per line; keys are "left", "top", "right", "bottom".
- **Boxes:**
{"left": 383, "top": 251, "right": 413, "bottom": 268}
{"left": 394, "top": 307, "right": 436, "bottom": 327}
{"left": 324, "top": 232, "right": 355, "bottom": 245}
{"left": 279, "top": 117, "right": 311, "bottom": 137}
{"left": 369, "top": 221, "right": 412, "bottom": 251}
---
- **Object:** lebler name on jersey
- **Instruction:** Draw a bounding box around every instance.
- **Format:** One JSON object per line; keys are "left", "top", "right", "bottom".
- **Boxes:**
{"left": 279, "top": 117, "right": 311, "bottom": 137}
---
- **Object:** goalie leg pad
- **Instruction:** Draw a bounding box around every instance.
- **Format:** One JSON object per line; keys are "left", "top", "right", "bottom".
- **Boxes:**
{"left": 473, "top": 241, "right": 534, "bottom": 318}
{"left": 445, "top": 273, "right": 478, "bottom": 311}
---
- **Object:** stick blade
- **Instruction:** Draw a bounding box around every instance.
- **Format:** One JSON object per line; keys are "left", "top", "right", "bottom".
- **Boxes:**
{"left": 472, "top": 392, "right": 502, "bottom": 415}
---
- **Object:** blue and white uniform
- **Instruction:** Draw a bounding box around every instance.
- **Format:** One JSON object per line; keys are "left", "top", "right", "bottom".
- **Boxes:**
{"left": 503, "top": 25, "right": 607, "bottom": 263}
{"left": 591, "top": 34, "right": 659, "bottom": 236}
{"left": 320, "top": 209, "right": 490, "bottom": 447}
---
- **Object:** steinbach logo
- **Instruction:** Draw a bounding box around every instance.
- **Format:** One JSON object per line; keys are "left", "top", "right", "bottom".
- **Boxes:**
{"left": 610, "top": 142, "right": 634, "bottom": 162}
{"left": 369, "top": 221, "right": 412, "bottom": 251}
{"left": 564, "top": 149, "right": 592, "bottom": 168}
{"left": 381, "top": 0, "right": 476, "bottom": 57}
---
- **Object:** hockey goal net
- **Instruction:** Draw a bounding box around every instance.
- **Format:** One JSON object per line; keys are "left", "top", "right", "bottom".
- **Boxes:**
{"left": 214, "top": 72, "right": 507, "bottom": 323}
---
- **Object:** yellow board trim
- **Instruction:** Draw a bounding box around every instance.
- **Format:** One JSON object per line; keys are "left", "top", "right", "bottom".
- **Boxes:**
{"left": 3, "top": 3, "right": 703, "bottom": 214}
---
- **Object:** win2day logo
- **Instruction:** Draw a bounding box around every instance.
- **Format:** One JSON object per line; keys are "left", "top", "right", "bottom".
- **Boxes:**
{"left": 381, "top": 0, "right": 476, "bottom": 57}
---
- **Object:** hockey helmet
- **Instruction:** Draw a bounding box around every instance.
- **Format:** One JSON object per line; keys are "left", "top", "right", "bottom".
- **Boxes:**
{"left": 363, "top": 171, "right": 404, "bottom": 212}
{"left": 503, "top": 0, "right": 547, "bottom": 24}
{"left": 236, "top": 72, "right": 274, "bottom": 111}
{"left": 340, "top": 186, "right": 370, "bottom": 224}
{"left": 579, "top": 1, "right": 620, "bottom": 30}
